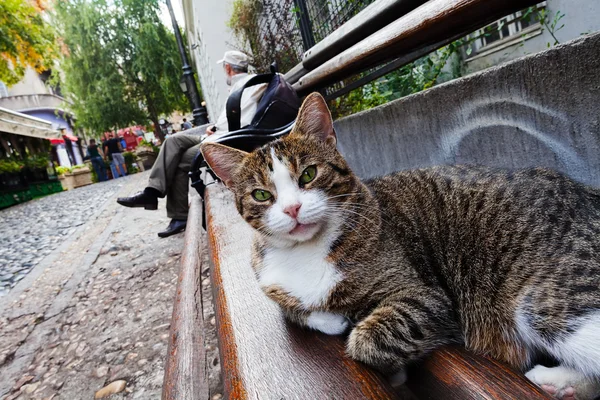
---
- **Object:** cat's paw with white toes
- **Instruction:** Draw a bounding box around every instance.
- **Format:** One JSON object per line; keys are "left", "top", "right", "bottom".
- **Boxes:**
{"left": 526, "top": 365, "right": 600, "bottom": 400}
{"left": 307, "top": 311, "right": 349, "bottom": 335}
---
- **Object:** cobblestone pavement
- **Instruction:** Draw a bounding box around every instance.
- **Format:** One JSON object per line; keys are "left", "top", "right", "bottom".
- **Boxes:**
{"left": 0, "top": 172, "right": 223, "bottom": 400}
{"left": 0, "top": 179, "right": 124, "bottom": 296}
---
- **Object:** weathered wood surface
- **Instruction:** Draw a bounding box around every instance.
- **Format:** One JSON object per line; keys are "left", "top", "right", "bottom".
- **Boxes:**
{"left": 283, "top": 63, "right": 309, "bottom": 86}
{"left": 162, "top": 195, "right": 208, "bottom": 400}
{"left": 294, "top": 0, "right": 540, "bottom": 93}
{"left": 205, "top": 184, "right": 398, "bottom": 399}
{"left": 301, "top": 0, "right": 426, "bottom": 70}
{"left": 408, "top": 346, "right": 552, "bottom": 399}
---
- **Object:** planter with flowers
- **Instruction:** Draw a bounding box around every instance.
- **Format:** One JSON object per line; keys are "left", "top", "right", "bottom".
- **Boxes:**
{"left": 134, "top": 140, "right": 159, "bottom": 170}
{"left": 57, "top": 164, "right": 93, "bottom": 190}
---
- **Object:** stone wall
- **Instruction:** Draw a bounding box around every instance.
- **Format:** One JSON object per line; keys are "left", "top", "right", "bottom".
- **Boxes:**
{"left": 334, "top": 33, "right": 600, "bottom": 187}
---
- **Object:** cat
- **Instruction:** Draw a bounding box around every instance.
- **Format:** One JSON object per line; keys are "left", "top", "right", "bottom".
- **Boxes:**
{"left": 201, "top": 93, "right": 600, "bottom": 400}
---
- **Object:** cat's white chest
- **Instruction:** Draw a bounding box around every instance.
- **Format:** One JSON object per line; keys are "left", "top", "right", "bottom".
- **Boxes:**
{"left": 258, "top": 243, "right": 342, "bottom": 309}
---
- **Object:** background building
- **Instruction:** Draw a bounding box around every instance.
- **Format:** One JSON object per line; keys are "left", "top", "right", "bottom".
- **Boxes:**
{"left": 462, "top": 0, "right": 600, "bottom": 74}
{"left": 179, "top": 0, "right": 236, "bottom": 124}
{"left": 0, "top": 68, "right": 84, "bottom": 167}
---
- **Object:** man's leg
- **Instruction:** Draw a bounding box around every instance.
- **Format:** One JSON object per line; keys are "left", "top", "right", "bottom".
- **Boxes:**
{"left": 165, "top": 142, "right": 202, "bottom": 221}
{"left": 113, "top": 153, "right": 126, "bottom": 177}
{"left": 117, "top": 134, "right": 201, "bottom": 212}
{"left": 111, "top": 157, "right": 121, "bottom": 178}
{"left": 159, "top": 143, "right": 202, "bottom": 238}
{"left": 147, "top": 134, "right": 202, "bottom": 196}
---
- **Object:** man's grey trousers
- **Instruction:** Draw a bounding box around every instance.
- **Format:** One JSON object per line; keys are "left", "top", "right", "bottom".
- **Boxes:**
{"left": 147, "top": 134, "right": 202, "bottom": 220}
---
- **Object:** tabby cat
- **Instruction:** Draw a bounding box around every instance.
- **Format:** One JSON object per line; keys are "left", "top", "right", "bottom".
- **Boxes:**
{"left": 201, "top": 93, "right": 600, "bottom": 399}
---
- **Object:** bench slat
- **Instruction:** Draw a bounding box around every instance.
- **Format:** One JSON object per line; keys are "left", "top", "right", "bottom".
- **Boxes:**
{"left": 300, "top": 0, "right": 426, "bottom": 71}
{"left": 294, "top": 0, "right": 540, "bottom": 93}
{"left": 162, "top": 196, "right": 209, "bottom": 400}
{"left": 205, "top": 184, "right": 398, "bottom": 399}
{"left": 408, "top": 346, "right": 552, "bottom": 399}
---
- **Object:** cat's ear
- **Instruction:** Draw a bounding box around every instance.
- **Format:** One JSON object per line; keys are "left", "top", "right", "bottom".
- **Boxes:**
{"left": 294, "top": 92, "right": 336, "bottom": 146}
{"left": 200, "top": 143, "right": 248, "bottom": 188}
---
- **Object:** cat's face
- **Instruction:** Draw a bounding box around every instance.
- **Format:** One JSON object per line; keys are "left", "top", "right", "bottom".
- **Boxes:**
{"left": 202, "top": 93, "right": 357, "bottom": 245}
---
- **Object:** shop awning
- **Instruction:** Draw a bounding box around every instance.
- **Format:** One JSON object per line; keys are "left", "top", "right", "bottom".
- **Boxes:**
{"left": 64, "top": 134, "right": 78, "bottom": 141}
{"left": 0, "top": 106, "right": 62, "bottom": 140}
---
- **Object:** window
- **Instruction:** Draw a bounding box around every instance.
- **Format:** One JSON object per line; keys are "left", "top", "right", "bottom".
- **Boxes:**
{"left": 468, "top": 2, "right": 545, "bottom": 56}
{"left": 0, "top": 81, "right": 8, "bottom": 98}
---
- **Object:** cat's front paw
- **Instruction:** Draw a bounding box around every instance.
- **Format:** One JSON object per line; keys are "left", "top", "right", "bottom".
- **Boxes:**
{"left": 526, "top": 365, "right": 600, "bottom": 400}
{"left": 306, "top": 311, "right": 349, "bottom": 335}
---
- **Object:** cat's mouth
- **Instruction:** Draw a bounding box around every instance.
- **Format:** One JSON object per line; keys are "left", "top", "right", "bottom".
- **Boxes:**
{"left": 289, "top": 222, "right": 318, "bottom": 236}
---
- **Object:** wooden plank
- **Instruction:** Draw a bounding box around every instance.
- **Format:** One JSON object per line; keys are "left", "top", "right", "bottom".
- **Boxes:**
{"left": 283, "top": 63, "right": 309, "bottom": 85}
{"left": 302, "top": 0, "right": 426, "bottom": 70}
{"left": 324, "top": 39, "right": 450, "bottom": 101}
{"left": 205, "top": 183, "right": 398, "bottom": 399}
{"left": 408, "top": 347, "right": 552, "bottom": 399}
{"left": 162, "top": 195, "right": 209, "bottom": 400}
{"left": 294, "top": 0, "right": 540, "bottom": 93}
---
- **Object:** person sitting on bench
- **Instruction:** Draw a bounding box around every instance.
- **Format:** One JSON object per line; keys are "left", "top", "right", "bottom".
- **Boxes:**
{"left": 116, "top": 50, "right": 267, "bottom": 238}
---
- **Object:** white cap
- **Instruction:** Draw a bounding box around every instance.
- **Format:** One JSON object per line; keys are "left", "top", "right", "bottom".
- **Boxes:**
{"left": 217, "top": 50, "right": 250, "bottom": 68}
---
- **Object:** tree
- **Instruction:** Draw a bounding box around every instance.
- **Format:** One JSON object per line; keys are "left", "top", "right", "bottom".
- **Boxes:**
{"left": 0, "top": 0, "right": 58, "bottom": 86}
{"left": 54, "top": 0, "right": 190, "bottom": 140}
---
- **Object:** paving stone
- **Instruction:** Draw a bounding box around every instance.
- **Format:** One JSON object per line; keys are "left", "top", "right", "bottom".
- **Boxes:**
{"left": 0, "top": 180, "right": 123, "bottom": 295}
{"left": 0, "top": 173, "right": 223, "bottom": 399}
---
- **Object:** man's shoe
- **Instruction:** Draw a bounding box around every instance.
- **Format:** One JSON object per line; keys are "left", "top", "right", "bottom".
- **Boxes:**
{"left": 117, "top": 191, "right": 158, "bottom": 210}
{"left": 158, "top": 219, "right": 187, "bottom": 238}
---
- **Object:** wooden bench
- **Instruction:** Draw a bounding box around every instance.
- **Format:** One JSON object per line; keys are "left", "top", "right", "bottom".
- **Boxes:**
{"left": 160, "top": 0, "right": 600, "bottom": 398}
{"left": 162, "top": 190, "right": 551, "bottom": 399}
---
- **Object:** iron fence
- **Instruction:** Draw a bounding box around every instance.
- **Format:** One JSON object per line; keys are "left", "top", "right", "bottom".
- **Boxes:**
{"left": 245, "top": 0, "right": 375, "bottom": 73}
{"left": 301, "top": 0, "right": 375, "bottom": 44}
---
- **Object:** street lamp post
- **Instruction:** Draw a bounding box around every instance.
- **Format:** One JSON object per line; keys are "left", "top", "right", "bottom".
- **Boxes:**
{"left": 165, "top": 0, "right": 208, "bottom": 126}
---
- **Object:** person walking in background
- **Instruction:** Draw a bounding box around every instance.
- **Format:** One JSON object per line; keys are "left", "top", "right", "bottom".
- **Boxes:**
{"left": 87, "top": 139, "right": 108, "bottom": 182}
{"left": 103, "top": 132, "right": 127, "bottom": 178}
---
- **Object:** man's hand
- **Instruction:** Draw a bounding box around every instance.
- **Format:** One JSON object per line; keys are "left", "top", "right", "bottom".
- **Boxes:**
{"left": 206, "top": 125, "right": 216, "bottom": 136}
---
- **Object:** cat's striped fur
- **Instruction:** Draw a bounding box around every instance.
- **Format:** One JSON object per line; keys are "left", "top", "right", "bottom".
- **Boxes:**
{"left": 201, "top": 93, "right": 600, "bottom": 399}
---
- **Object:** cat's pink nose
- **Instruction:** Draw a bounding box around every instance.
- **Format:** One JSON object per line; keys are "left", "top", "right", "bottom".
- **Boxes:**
{"left": 283, "top": 203, "right": 301, "bottom": 219}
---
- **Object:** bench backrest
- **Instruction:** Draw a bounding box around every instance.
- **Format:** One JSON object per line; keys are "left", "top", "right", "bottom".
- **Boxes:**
{"left": 334, "top": 33, "right": 600, "bottom": 186}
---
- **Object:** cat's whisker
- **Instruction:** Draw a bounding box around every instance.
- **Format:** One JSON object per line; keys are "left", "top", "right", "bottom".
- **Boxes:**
{"left": 328, "top": 203, "right": 394, "bottom": 225}
{"left": 327, "top": 193, "right": 364, "bottom": 200}
{"left": 325, "top": 206, "right": 379, "bottom": 226}
{"left": 322, "top": 210, "right": 376, "bottom": 235}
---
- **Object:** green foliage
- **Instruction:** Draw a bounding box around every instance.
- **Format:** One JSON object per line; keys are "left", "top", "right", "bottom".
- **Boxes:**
{"left": 122, "top": 151, "right": 135, "bottom": 165}
{"left": 537, "top": 8, "right": 566, "bottom": 47}
{"left": 0, "top": 158, "right": 24, "bottom": 174}
{"left": 228, "top": 0, "right": 301, "bottom": 72}
{"left": 24, "top": 154, "right": 50, "bottom": 169}
{"left": 53, "top": 0, "right": 190, "bottom": 136}
{"left": 0, "top": 0, "right": 58, "bottom": 86}
{"left": 55, "top": 165, "right": 71, "bottom": 175}
{"left": 122, "top": 151, "right": 139, "bottom": 174}
{"left": 90, "top": 167, "right": 98, "bottom": 183}
{"left": 330, "top": 44, "right": 461, "bottom": 120}
{"left": 138, "top": 139, "right": 159, "bottom": 154}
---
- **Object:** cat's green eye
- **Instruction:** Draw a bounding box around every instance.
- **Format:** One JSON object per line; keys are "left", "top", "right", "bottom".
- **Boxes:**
{"left": 300, "top": 166, "right": 317, "bottom": 185}
{"left": 252, "top": 189, "right": 273, "bottom": 202}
